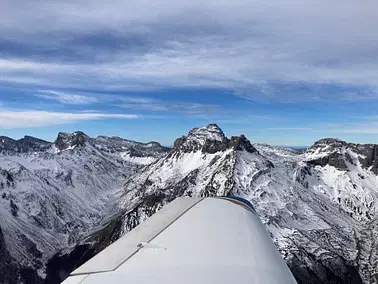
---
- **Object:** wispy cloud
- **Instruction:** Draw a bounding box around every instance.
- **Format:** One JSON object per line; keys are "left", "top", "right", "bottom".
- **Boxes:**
{"left": 31, "top": 87, "right": 226, "bottom": 116}
{"left": 118, "top": 96, "right": 154, "bottom": 104}
{"left": 118, "top": 101, "right": 222, "bottom": 115}
{"left": 0, "top": 111, "right": 138, "bottom": 128}
{"left": 36, "top": 90, "right": 99, "bottom": 105}
{"left": 119, "top": 103, "right": 168, "bottom": 111}
{"left": 34, "top": 89, "right": 158, "bottom": 106}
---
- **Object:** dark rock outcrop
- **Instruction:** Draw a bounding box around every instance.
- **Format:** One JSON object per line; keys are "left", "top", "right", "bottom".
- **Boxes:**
{"left": 288, "top": 252, "right": 363, "bottom": 284}
{"left": 0, "top": 226, "right": 19, "bottom": 284}
{"left": 54, "top": 131, "right": 89, "bottom": 151}
{"left": 0, "top": 136, "right": 51, "bottom": 154}
{"left": 229, "top": 135, "right": 257, "bottom": 153}
{"left": 307, "top": 152, "right": 348, "bottom": 170}
{"left": 354, "top": 144, "right": 378, "bottom": 174}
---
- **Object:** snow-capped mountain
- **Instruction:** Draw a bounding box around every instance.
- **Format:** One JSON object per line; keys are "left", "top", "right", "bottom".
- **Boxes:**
{"left": 46, "top": 124, "right": 378, "bottom": 284}
{"left": 0, "top": 132, "right": 169, "bottom": 284}
{"left": 3, "top": 124, "right": 378, "bottom": 284}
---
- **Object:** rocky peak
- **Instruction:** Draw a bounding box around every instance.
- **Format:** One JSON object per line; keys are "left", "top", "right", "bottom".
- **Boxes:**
{"left": 187, "top": 124, "right": 227, "bottom": 143}
{"left": 305, "top": 138, "right": 348, "bottom": 170}
{"left": 305, "top": 138, "right": 378, "bottom": 174}
{"left": 308, "top": 138, "right": 347, "bottom": 151}
{"left": 229, "top": 135, "right": 257, "bottom": 153}
{"left": 54, "top": 131, "right": 89, "bottom": 151}
{"left": 305, "top": 138, "right": 346, "bottom": 156}
{"left": 173, "top": 124, "right": 229, "bottom": 154}
{"left": 172, "top": 124, "right": 257, "bottom": 154}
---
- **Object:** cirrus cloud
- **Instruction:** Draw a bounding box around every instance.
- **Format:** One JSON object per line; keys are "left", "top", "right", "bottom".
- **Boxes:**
{"left": 36, "top": 90, "right": 99, "bottom": 105}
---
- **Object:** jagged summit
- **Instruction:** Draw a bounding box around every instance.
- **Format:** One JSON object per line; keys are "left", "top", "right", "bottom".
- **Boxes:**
{"left": 54, "top": 131, "right": 89, "bottom": 151}
{"left": 173, "top": 124, "right": 227, "bottom": 153}
{"left": 173, "top": 124, "right": 257, "bottom": 154}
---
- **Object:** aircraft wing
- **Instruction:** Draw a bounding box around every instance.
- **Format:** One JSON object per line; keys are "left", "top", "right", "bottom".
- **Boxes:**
{"left": 62, "top": 197, "right": 297, "bottom": 284}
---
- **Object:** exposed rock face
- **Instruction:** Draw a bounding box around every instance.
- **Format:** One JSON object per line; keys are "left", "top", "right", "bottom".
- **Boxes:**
{"left": 229, "top": 134, "right": 257, "bottom": 153}
{"left": 54, "top": 131, "right": 89, "bottom": 151}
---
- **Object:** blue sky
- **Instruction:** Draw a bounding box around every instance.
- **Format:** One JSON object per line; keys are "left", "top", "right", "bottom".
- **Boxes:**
{"left": 1, "top": 0, "right": 378, "bottom": 146}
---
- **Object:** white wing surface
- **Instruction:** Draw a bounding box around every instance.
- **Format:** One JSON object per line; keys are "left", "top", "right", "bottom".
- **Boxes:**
{"left": 62, "top": 197, "right": 297, "bottom": 284}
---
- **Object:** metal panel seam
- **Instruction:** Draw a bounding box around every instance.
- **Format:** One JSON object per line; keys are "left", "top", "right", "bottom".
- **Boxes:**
{"left": 112, "top": 197, "right": 205, "bottom": 271}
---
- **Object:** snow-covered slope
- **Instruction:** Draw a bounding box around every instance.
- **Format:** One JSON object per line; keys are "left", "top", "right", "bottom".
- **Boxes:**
{"left": 49, "top": 125, "right": 378, "bottom": 284}
{"left": 0, "top": 132, "right": 169, "bottom": 283}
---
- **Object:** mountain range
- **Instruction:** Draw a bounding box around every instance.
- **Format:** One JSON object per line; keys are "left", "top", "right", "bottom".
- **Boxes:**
{"left": 0, "top": 132, "right": 169, "bottom": 283}
{"left": 1, "top": 124, "right": 378, "bottom": 284}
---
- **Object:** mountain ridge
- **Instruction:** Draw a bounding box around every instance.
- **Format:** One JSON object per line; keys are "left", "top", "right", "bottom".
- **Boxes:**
{"left": 0, "top": 131, "right": 169, "bottom": 154}
{"left": 1, "top": 125, "right": 378, "bottom": 284}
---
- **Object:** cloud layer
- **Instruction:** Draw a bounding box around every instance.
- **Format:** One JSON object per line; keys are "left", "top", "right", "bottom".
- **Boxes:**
{"left": 1, "top": 0, "right": 378, "bottom": 102}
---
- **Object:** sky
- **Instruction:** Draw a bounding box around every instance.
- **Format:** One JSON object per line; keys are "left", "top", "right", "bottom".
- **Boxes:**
{"left": 1, "top": 0, "right": 378, "bottom": 146}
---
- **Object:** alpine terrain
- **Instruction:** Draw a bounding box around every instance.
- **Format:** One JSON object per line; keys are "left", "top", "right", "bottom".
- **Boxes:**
{"left": 2, "top": 124, "right": 378, "bottom": 284}
{"left": 0, "top": 132, "right": 170, "bottom": 284}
